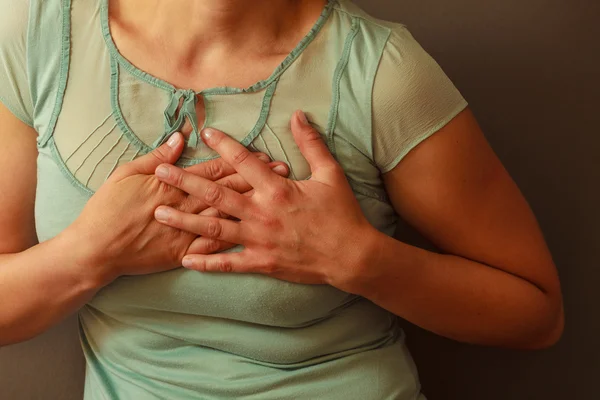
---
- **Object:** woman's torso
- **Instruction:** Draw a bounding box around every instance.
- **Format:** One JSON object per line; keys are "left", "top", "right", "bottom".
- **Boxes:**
{"left": 31, "top": 0, "right": 423, "bottom": 398}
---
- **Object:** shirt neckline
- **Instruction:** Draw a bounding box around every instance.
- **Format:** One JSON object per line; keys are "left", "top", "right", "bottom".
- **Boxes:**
{"left": 100, "top": 0, "right": 336, "bottom": 96}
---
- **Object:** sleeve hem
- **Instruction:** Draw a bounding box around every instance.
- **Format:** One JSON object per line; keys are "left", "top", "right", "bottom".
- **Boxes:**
{"left": 0, "top": 95, "right": 34, "bottom": 128}
{"left": 379, "top": 100, "right": 469, "bottom": 174}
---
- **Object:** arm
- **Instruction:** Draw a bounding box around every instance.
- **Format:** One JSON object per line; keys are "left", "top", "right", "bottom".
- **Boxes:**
{"left": 151, "top": 111, "right": 563, "bottom": 350}
{"left": 0, "top": 103, "right": 287, "bottom": 345}
{"left": 349, "top": 108, "right": 564, "bottom": 349}
{"left": 0, "top": 104, "right": 106, "bottom": 345}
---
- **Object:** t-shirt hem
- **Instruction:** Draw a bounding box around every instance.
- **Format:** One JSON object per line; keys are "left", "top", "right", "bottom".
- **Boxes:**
{"left": 379, "top": 100, "right": 469, "bottom": 174}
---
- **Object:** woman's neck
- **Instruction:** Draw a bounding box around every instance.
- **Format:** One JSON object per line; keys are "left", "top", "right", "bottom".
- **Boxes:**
{"left": 113, "top": 0, "right": 327, "bottom": 59}
{"left": 109, "top": 0, "right": 328, "bottom": 90}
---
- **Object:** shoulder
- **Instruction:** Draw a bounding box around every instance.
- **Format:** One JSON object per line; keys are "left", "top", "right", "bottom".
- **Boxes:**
{"left": 373, "top": 23, "right": 465, "bottom": 123}
{"left": 376, "top": 25, "right": 447, "bottom": 98}
{"left": 332, "top": 1, "right": 442, "bottom": 91}
{"left": 369, "top": 24, "right": 468, "bottom": 172}
{"left": 0, "top": 0, "right": 33, "bottom": 126}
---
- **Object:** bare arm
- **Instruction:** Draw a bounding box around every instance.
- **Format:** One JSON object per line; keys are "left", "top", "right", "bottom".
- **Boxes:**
{"left": 350, "top": 108, "right": 564, "bottom": 349}
{"left": 0, "top": 104, "right": 107, "bottom": 345}
{"left": 0, "top": 103, "right": 289, "bottom": 345}
{"left": 150, "top": 110, "right": 563, "bottom": 349}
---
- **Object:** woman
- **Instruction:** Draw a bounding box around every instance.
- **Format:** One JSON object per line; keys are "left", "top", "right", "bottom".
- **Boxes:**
{"left": 0, "top": 0, "right": 563, "bottom": 398}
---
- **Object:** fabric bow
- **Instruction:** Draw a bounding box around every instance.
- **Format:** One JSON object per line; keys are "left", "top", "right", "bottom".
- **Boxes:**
{"left": 153, "top": 89, "right": 201, "bottom": 148}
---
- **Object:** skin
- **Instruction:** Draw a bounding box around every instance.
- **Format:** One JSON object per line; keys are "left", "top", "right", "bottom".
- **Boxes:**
{"left": 0, "top": 107, "right": 288, "bottom": 345}
{"left": 0, "top": 0, "right": 562, "bottom": 350}
{"left": 109, "top": 0, "right": 327, "bottom": 91}
{"left": 153, "top": 110, "right": 564, "bottom": 349}
{"left": 0, "top": 0, "right": 314, "bottom": 346}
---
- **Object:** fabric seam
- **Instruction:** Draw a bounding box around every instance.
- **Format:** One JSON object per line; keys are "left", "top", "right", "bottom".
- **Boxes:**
{"left": 110, "top": 57, "right": 152, "bottom": 154}
{"left": 38, "top": 0, "right": 72, "bottom": 147}
{"left": 379, "top": 100, "right": 469, "bottom": 173}
{"left": 326, "top": 17, "right": 360, "bottom": 154}
{"left": 264, "top": 122, "right": 299, "bottom": 180}
{"left": 49, "top": 137, "right": 95, "bottom": 197}
{"left": 368, "top": 29, "right": 393, "bottom": 161}
{"left": 99, "top": 0, "right": 336, "bottom": 96}
{"left": 110, "top": 61, "right": 279, "bottom": 167}
{"left": 333, "top": 3, "right": 404, "bottom": 32}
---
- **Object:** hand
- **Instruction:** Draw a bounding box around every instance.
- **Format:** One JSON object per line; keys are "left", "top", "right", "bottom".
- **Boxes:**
{"left": 63, "top": 132, "right": 289, "bottom": 284}
{"left": 153, "top": 111, "right": 377, "bottom": 288}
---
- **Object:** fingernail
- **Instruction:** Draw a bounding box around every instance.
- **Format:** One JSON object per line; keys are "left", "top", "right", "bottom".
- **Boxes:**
{"left": 272, "top": 165, "right": 287, "bottom": 175}
{"left": 182, "top": 257, "right": 194, "bottom": 268}
{"left": 167, "top": 132, "right": 181, "bottom": 148}
{"left": 297, "top": 111, "right": 309, "bottom": 126}
{"left": 201, "top": 128, "right": 215, "bottom": 142}
{"left": 155, "top": 207, "right": 171, "bottom": 222}
{"left": 155, "top": 166, "right": 169, "bottom": 179}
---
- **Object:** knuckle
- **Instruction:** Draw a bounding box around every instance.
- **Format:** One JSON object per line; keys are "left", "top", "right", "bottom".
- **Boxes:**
{"left": 206, "top": 161, "right": 224, "bottom": 180}
{"left": 172, "top": 170, "right": 186, "bottom": 188}
{"left": 305, "top": 130, "right": 322, "bottom": 142}
{"left": 157, "top": 179, "right": 176, "bottom": 196}
{"left": 219, "top": 177, "right": 236, "bottom": 191}
{"left": 261, "top": 216, "right": 280, "bottom": 230}
{"left": 216, "top": 210, "right": 231, "bottom": 219}
{"left": 202, "top": 239, "right": 222, "bottom": 254}
{"left": 215, "top": 259, "right": 233, "bottom": 273}
{"left": 150, "top": 148, "right": 168, "bottom": 163}
{"left": 206, "top": 219, "right": 223, "bottom": 239}
{"left": 232, "top": 149, "right": 250, "bottom": 165}
{"left": 194, "top": 259, "right": 208, "bottom": 272}
{"left": 302, "top": 128, "right": 323, "bottom": 143}
{"left": 269, "top": 187, "right": 290, "bottom": 203}
{"left": 203, "top": 184, "right": 223, "bottom": 205}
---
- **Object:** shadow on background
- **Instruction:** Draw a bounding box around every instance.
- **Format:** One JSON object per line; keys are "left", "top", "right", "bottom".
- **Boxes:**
{"left": 355, "top": 0, "right": 599, "bottom": 398}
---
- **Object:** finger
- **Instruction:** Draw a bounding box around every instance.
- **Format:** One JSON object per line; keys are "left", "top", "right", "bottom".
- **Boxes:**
{"left": 187, "top": 237, "right": 237, "bottom": 255}
{"left": 181, "top": 252, "right": 249, "bottom": 274}
{"left": 201, "top": 128, "right": 283, "bottom": 191}
{"left": 184, "top": 152, "right": 271, "bottom": 181}
{"left": 155, "top": 164, "right": 252, "bottom": 220}
{"left": 112, "top": 132, "right": 184, "bottom": 179}
{"left": 183, "top": 163, "right": 287, "bottom": 214}
{"left": 199, "top": 205, "right": 231, "bottom": 219}
{"left": 155, "top": 207, "right": 245, "bottom": 243}
{"left": 214, "top": 161, "right": 289, "bottom": 194}
{"left": 290, "top": 111, "right": 342, "bottom": 182}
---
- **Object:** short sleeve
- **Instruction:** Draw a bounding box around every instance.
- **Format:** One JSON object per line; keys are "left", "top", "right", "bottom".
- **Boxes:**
{"left": 0, "top": 0, "right": 34, "bottom": 126}
{"left": 372, "top": 26, "right": 468, "bottom": 173}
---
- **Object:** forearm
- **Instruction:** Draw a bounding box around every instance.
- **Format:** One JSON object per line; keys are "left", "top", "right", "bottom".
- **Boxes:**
{"left": 0, "top": 231, "right": 110, "bottom": 345}
{"left": 342, "top": 230, "right": 563, "bottom": 349}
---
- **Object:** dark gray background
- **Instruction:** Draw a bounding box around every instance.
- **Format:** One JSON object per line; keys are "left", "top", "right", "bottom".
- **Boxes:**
{"left": 1, "top": 0, "right": 598, "bottom": 399}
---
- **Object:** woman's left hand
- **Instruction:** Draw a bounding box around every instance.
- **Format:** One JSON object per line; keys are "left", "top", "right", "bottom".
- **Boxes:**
{"left": 153, "top": 111, "right": 376, "bottom": 287}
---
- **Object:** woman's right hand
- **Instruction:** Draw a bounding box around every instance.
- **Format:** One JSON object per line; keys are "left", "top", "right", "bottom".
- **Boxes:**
{"left": 62, "top": 132, "right": 287, "bottom": 285}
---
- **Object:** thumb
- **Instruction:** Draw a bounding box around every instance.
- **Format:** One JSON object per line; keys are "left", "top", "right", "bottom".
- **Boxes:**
{"left": 117, "top": 132, "right": 184, "bottom": 178}
{"left": 291, "top": 110, "right": 339, "bottom": 181}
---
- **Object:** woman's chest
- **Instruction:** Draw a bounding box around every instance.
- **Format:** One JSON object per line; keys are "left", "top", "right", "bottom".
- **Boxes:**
{"left": 49, "top": 34, "right": 346, "bottom": 196}
{"left": 36, "top": 142, "right": 356, "bottom": 328}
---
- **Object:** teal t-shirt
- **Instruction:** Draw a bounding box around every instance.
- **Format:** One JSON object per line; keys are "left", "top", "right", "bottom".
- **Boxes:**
{"left": 0, "top": 0, "right": 467, "bottom": 398}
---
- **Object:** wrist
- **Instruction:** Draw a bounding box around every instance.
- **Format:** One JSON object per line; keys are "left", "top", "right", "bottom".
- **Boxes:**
{"left": 55, "top": 226, "right": 119, "bottom": 291}
{"left": 328, "top": 223, "right": 388, "bottom": 295}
